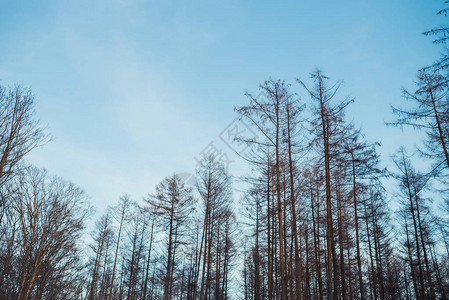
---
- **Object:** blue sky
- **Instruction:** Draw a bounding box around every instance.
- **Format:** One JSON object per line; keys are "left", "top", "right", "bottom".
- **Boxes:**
{"left": 0, "top": 0, "right": 443, "bottom": 213}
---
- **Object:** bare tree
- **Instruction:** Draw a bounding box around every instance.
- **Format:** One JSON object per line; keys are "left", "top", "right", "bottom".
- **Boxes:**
{"left": 194, "top": 154, "right": 233, "bottom": 300}
{"left": 142, "top": 205, "right": 157, "bottom": 300}
{"left": 89, "top": 212, "right": 114, "bottom": 300}
{"left": 109, "top": 194, "right": 131, "bottom": 300}
{"left": 392, "top": 148, "right": 437, "bottom": 300}
{"left": 0, "top": 84, "right": 49, "bottom": 187}
{"left": 147, "top": 174, "right": 195, "bottom": 300}
{"left": 299, "top": 69, "right": 354, "bottom": 300}
{"left": 342, "top": 130, "right": 383, "bottom": 300}
{"left": 8, "top": 167, "right": 92, "bottom": 300}
{"left": 236, "top": 79, "right": 293, "bottom": 299}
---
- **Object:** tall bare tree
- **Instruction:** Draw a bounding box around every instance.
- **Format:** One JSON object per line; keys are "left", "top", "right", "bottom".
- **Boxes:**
{"left": 299, "top": 69, "right": 354, "bottom": 300}
{"left": 147, "top": 174, "right": 195, "bottom": 300}
{"left": 109, "top": 195, "right": 131, "bottom": 300}
{"left": 194, "top": 154, "right": 233, "bottom": 300}
{"left": 236, "top": 79, "right": 293, "bottom": 299}
{"left": 392, "top": 149, "right": 437, "bottom": 300}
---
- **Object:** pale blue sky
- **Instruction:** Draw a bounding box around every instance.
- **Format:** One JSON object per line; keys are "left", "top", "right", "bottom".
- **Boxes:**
{"left": 0, "top": 0, "right": 443, "bottom": 212}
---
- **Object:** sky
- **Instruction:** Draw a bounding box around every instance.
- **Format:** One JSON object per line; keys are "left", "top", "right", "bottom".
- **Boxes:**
{"left": 0, "top": 0, "right": 444, "bottom": 214}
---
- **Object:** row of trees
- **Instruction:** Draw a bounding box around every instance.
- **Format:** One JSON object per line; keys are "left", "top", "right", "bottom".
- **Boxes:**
{"left": 0, "top": 83, "right": 239, "bottom": 299}
{"left": 0, "top": 87, "right": 239, "bottom": 299}
{"left": 4, "top": 69, "right": 449, "bottom": 299}
{"left": 237, "top": 74, "right": 388, "bottom": 299}
{"left": 86, "top": 157, "right": 237, "bottom": 300}
{"left": 236, "top": 72, "right": 448, "bottom": 300}
{"left": 1, "top": 3, "right": 449, "bottom": 300}
{"left": 0, "top": 84, "right": 239, "bottom": 299}
{"left": 236, "top": 3, "right": 449, "bottom": 299}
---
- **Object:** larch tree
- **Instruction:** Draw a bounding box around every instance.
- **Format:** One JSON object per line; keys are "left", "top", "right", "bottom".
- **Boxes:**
{"left": 391, "top": 148, "right": 437, "bottom": 300}
{"left": 89, "top": 212, "right": 114, "bottom": 300}
{"left": 298, "top": 69, "right": 354, "bottom": 300}
{"left": 342, "top": 130, "right": 383, "bottom": 300}
{"left": 147, "top": 174, "right": 195, "bottom": 300}
{"left": 236, "top": 79, "right": 293, "bottom": 300}
{"left": 194, "top": 154, "right": 233, "bottom": 300}
{"left": 109, "top": 194, "right": 131, "bottom": 300}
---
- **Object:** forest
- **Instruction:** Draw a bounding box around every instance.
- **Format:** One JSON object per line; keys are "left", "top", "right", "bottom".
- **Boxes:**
{"left": 1, "top": 3, "right": 449, "bottom": 300}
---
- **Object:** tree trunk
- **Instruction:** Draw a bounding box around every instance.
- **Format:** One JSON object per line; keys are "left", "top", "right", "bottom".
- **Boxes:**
{"left": 275, "top": 96, "right": 288, "bottom": 300}
{"left": 286, "top": 102, "right": 303, "bottom": 300}
{"left": 143, "top": 214, "right": 155, "bottom": 300}
{"left": 351, "top": 155, "right": 365, "bottom": 300}
{"left": 109, "top": 201, "right": 127, "bottom": 300}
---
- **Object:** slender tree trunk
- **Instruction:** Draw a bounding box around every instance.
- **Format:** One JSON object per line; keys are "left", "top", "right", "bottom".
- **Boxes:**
{"left": 221, "top": 218, "right": 230, "bottom": 300}
{"left": 305, "top": 223, "right": 311, "bottom": 300}
{"left": 193, "top": 205, "right": 208, "bottom": 300}
{"left": 430, "top": 243, "right": 446, "bottom": 300}
{"left": 372, "top": 212, "right": 385, "bottom": 300}
{"left": 199, "top": 208, "right": 210, "bottom": 299}
{"left": 337, "top": 184, "right": 346, "bottom": 300}
{"left": 127, "top": 223, "right": 139, "bottom": 300}
{"left": 402, "top": 157, "right": 426, "bottom": 299}
{"left": 206, "top": 206, "right": 215, "bottom": 300}
{"left": 347, "top": 243, "right": 353, "bottom": 300}
{"left": 414, "top": 189, "right": 436, "bottom": 300}
{"left": 275, "top": 97, "right": 288, "bottom": 300}
{"left": 109, "top": 202, "right": 127, "bottom": 300}
{"left": 90, "top": 232, "right": 106, "bottom": 300}
{"left": 143, "top": 215, "right": 155, "bottom": 300}
{"left": 215, "top": 225, "right": 221, "bottom": 300}
{"left": 99, "top": 238, "right": 110, "bottom": 300}
{"left": 311, "top": 181, "right": 324, "bottom": 300}
{"left": 164, "top": 200, "right": 175, "bottom": 300}
{"left": 286, "top": 102, "right": 303, "bottom": 300}
{"left": 169, "top": 226, "right": 179, "bottom": 299}
{"left": 254, "top": 198, "right": 261, "bottom": 300}
{"left": 351, "top": 155, "right": 365, "bottom": 300}
{"left": 405, "top": 220, "right": 419, "bottom": 300}
{"left": 267, "top": 154, "right": 274, "bottom": 300}
{"left": 319, "top": 89, "right": 337, "bottom": 300}
{"left": 364, "top": 203, "right": 377, "bottom": 300}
